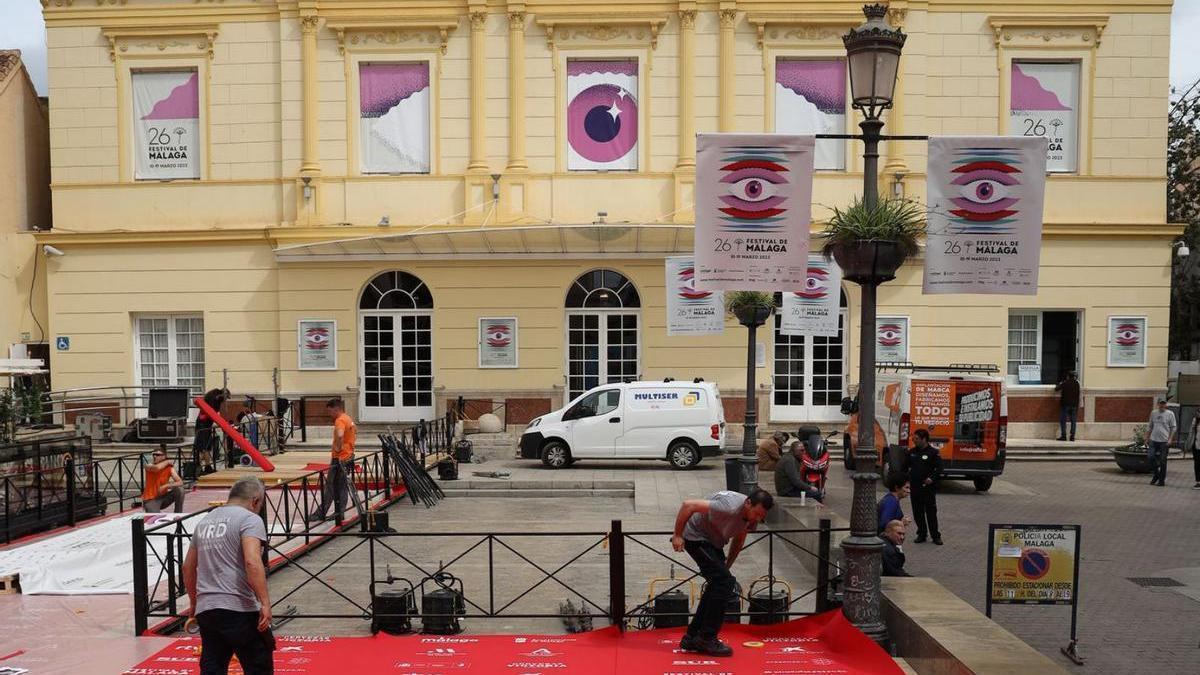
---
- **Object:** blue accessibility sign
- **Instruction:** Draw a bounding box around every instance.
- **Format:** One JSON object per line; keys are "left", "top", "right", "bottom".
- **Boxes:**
{"left": 56, "top": 336, "right": 70, "bottom": 351}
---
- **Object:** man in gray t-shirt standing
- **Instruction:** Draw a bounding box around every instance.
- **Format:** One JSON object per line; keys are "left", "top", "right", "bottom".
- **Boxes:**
{"left": 671, "top": 488, "right": 774, "bottom": 657}
{"left": 183, "top": 476, "right": 273, "bottom": 675}
{"left": 1147, "top": 399, "right": 1177, "bottom": 487}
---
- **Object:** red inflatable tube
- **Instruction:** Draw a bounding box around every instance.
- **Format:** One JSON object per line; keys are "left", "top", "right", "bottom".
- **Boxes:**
{"left": 194, "top": 396, "right": 276, "bottom": 472}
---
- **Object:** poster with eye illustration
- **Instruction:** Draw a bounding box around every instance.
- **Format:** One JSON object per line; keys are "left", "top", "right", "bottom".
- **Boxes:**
{"left": 479, "top": 318, "right": 518, "bottom": 368}
{"left": 780, "top": 256, "right": 843, "bottom": 337}
{"left": 694, "top": 133, "right": 816, "bottom": 291}
{"left": 923, "top": 136, "right": 1048, "bottom": 295}
{"left": 298, "top": 320, "right": 337, "bottom": 370}
{"left": 1107, "top": 316, "right": 1147, "bottom": 367}
{"left": 875, "top": 317, "right": 909, "bottom": 362}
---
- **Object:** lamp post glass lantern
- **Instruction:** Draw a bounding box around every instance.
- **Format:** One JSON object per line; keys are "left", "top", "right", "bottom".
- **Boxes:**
{"left": 839, "top": 2, "right": 906, "bottom": 649}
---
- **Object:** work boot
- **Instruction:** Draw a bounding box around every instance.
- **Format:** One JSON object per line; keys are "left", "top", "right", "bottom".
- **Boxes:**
{"left": 695, "top": 638, "right": 733, "bottom": 657}
{"left": 932, "top": 537, "right": 944, "bottom": 546}
{"left": 914, "top": 535, "right": 927, "bottom": 544}
{"left": 679, "top": 634, "right": 700, "bottom": 652}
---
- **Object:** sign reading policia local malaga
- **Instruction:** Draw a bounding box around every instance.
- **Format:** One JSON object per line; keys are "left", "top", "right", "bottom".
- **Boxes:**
{"left": 986, "top": 523, "right": 1084, "bottom": 664}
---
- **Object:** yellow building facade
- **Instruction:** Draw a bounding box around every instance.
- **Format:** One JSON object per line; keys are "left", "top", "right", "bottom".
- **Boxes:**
{"left": 35, "top": 0, "right": 1178, "bottom": 439}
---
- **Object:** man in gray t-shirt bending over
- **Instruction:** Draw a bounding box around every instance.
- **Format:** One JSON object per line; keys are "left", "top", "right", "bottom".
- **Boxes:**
{"left": 671, "top": 488, "right": 774, "bottom": 657}
{"left": 183, "top": 476, "right": 273, "bottom": 675}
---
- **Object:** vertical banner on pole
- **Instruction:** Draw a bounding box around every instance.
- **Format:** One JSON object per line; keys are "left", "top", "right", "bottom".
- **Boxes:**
{"left": 924, "top": 136, "right": 1048, "bottom": 295}
{"left": 665, "top": 257, "right": 725, "bottom": 336}
{"left": 694, "top": 133, "right": 815, "bottom": 291}
{"left": 781, "top": 256, "right": 843, "bottom": 337}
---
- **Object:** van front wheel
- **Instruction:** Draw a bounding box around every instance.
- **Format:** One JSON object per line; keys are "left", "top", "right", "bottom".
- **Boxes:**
{"left": 668, "top": 441, "right": 700, "bottom": 470}
{"left": 842, "top": 434, "right": 854, "bottom": 470}
{"left": 541, "top": 441, "right": 571, "bottom": 469}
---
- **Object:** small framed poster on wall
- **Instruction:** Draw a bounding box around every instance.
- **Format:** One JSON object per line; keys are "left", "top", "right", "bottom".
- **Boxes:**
{"left": 298, "top": 319, "right": 337, "bottom": 370}
{"left": 1106, "top": 316, "right": 1147, "bottom": 367}
{"left": 479, "top": 317, "right": 518, "bottom": 369}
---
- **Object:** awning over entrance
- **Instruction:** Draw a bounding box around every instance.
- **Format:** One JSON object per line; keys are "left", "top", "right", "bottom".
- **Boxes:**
{"left": 273, "top": 224, "right": 696, "bottom": 262}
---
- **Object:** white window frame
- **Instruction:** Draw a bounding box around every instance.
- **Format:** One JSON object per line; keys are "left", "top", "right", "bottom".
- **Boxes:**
{"left": 349, "top": 56, "right": 438, "bottom": 176}
{"left": 770, "top": 306, "right": 850, "bottom": 423}
{"left": 1007, "top": 311, "right": 1042, "bottom": 384}
{"left": 133, "top": 313, "right": 205, "bottom": 415}
{"left": 1006, "top": 59, "right": 1082, "bottom": 175}
{"left": 564, "top": 309, "right": 642, "bottom": 404}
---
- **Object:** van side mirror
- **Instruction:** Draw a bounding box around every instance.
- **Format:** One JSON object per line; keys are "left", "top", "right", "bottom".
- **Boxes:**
{"left": 840, "top": 397, "right": 858, "bottom": 415}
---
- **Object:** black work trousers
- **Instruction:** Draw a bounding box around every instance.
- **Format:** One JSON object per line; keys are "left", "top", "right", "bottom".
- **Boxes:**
{"left": 196, "top": 609, "right": 274, "bottom": 675}
{"left": 684, "top": 540, "right": 736, "bottom": 642}
{"left": 910, "top": 487, "right": 940, "bottom": 539}
{"left": 308, "top": 459, "right": 353, "bottom": 524}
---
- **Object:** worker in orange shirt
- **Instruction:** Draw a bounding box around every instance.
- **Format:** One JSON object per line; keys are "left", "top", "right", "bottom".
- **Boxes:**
{"left": 143, "top": 445, "right": 185, "bottom": 513}
{"left": 306, "top": 397, "right": 358, "bottom": 526}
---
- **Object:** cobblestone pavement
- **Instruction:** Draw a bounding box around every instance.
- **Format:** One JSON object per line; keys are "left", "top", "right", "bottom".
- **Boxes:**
{"left": 823, "top": 459, "right": 1200, "bottom": 674}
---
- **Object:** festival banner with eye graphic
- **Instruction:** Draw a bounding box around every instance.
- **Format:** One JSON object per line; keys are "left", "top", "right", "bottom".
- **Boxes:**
{"left": 298, "top": 319, "right": 337, "bottom": 370}
{"left": 132, "top": 70, "right": 200, "bottom": 180}
{"left": 359, "top": 62, "right": 431, "bottom": 174}
{"left": 665, "top": 256, "right": 725, "bottom": 336}
{"left": 875, "top": 317, "right": 909, "bottom": 362}
{"left": 1107, "top": 316, "right": 1147, "bottom": 367}
{"left": 694, "top": 133, "right": 816, "bottom": 291}
{"left": 1008, "top": 62, "right": 1079, "bottom": 173}
{"left": 567, "top": 60, "right": 638, "bottom": 171}
{"left": 781, "top": 256, "right": 844, "bottom": 337}
{"left": 923, "top": 136, "right": 1048, "bottom": 296}
{"left": 479, "top": 317, "right": 518, "bottom": 368}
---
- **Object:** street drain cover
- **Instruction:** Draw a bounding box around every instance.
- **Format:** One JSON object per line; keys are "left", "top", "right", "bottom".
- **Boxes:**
{"left": 1127, "top": 577, "right": 1185, "bottom": 587}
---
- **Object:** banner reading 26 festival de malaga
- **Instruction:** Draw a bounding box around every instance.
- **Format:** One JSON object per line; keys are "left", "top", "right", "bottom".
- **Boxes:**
{"left": 923, "top": 136, "right": 1047, "bottom": 296}
{"left": 694, "top": 134, "right": 815, "bottom": 291}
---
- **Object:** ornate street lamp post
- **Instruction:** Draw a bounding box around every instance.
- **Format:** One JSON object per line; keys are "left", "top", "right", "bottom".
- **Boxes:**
{"left": 839, "top": 3, "right": 906, "bottom": 648}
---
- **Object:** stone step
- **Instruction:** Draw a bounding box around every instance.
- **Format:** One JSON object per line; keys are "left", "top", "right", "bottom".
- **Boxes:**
{"left": 437, "top": 479, "right": 634, "bottom": 491}
{"left": 440, "top": 488, "right": 634, "bottom": 498}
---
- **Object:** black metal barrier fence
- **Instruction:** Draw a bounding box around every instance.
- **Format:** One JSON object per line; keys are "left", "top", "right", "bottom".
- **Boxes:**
{"left": 1, "top": 441, "right": 188, "bottom": 544}
{"left": 133, "top": 514, "right": 844, "bottom": 636}
{"left": 133, "top": 411, "right": 459, "bottom": 634}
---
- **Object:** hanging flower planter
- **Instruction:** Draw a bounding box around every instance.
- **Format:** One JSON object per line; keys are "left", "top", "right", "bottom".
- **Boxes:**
{"left": 820, "top": 197, "right": 925, "bottom": 286}
{"left": 725, "top": 291, "right": 776, "bottom": 328}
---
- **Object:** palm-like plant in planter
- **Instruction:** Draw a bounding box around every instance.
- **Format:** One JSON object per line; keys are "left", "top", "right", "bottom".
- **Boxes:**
{"left": 821, "top": 196, "right": 926, "bottom": 283}
{"left": 725, "top": 290, "right": 776, "bottom": 328}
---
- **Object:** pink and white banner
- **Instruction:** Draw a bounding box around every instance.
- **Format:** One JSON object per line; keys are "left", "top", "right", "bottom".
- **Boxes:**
{"left": 360, "top": 62, "right": 431, "bottom": 173}
{"left": 665, "top": 256, "right": 724, "bottom": 336}
{"left": 567, "top": 60, "right": 638, "bottom": 171}
{"left": 694, "top": 133, "right": 815, "bottom": 291}
{"left": 923, "top": 136, "right": 1047, "bottom": 296}
{"left": 780, "top": 256, "right": 843, "bottom": 337}
{"left": 132, "top": 70, "right": 200, "bottom": 180}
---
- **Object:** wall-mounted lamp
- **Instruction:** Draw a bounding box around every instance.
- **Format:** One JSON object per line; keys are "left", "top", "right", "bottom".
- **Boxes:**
{"left": 490, "top": 173, "right": 502, "bottom": 201}
{"left": 301, "top": 175, "right": 313, "bottom": 202}
{"left": 378, "top": 215, "right": 391, "bottom": 227}
{"left": 891, "top": 170, "right": 906, "bottom": 198}
{"left": 1173, "top": 240, "right": 1190, "bottom": 260}
{"left": 42, "top": 244, "right": 65, "bottom": 257}
{"left": 594, "top": 211, "right": 608, "bottom": 224}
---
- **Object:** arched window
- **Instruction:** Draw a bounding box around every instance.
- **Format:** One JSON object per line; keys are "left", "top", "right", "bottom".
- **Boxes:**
{"left": 565, "top": 269, "right": 641, "bottom": 309}
{"left": 565, "top": 270, "right": 641, "bottom": 399}
{"left": 359, "top": 271, "right": 433, "bottom": 310}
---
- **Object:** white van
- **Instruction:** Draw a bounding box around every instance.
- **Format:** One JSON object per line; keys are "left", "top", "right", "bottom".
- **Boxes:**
{"left": 518, "top": 380, "right": 726, "bottom": 469}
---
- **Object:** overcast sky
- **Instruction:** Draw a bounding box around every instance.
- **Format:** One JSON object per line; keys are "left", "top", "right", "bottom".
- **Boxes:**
{"left": 2, "top": 0, "right": 1199, "bottom": 95}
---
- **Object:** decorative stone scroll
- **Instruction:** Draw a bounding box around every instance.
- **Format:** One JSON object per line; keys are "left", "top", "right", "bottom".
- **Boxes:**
{"left": 327, "top": 17, "right": 461, "bottom": 56}
{"left": 101, "top": 24, "right": 219, "bottom": 62}
{"left": 988, "top": 14, "right": 1109, "bottom": 48}
{"left": 746, "top": 12, "right": 861, "bottom": 50}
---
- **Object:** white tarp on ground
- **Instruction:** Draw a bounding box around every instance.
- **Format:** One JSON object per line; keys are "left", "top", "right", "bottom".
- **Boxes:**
{"left": 0, "top": 513, "right": 193, "bottom": 595}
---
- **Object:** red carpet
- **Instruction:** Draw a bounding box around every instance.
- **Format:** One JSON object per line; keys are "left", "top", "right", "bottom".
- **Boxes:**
{"left": 124, "top": 611, "right": 901, "bottom": 674}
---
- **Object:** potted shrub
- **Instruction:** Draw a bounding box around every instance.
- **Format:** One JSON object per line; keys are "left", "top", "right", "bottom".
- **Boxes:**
{"left": 725, "top": 290, "right": 776, "bottom": 327}
{"left": 1110, "top": 424, "right": 1154, "bottom": 473}
{"left": 821, "top": 197, "right": 926, "bottom": 284}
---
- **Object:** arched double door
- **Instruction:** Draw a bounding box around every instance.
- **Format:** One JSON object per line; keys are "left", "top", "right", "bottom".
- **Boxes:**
{"left": 358, "top": 271, "right": 434, "bottom": 422}
{"left": 565, "top": 270, "right": 641, "bottom": 401}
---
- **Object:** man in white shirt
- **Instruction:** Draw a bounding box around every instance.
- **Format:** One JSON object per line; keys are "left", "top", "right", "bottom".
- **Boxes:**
{"left": 1147, "top": 400, "right": 1177, "bottom": 487}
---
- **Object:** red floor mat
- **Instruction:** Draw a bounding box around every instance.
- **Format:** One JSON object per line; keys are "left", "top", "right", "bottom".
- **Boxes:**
{"left": 123, "top": 611, "right": 901, "bottom": 674}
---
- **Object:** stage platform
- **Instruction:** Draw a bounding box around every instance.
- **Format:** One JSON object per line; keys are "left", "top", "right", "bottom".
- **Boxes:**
{"left": 194, "top": 450, "right": 451, "bottom": 488}
{"left": 123, "top": 611, "right": 902, "bottom": 674}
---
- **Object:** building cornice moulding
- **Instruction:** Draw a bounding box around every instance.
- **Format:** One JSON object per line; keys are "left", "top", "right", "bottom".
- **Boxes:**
{"left": 100, "top": 23, "right": 220, "bottom": 61}
{"left": 325, "top": 16, "right": 460, "bottom": 55}
{"left": 534, "top": 14, "right": 669, "bottom": 51}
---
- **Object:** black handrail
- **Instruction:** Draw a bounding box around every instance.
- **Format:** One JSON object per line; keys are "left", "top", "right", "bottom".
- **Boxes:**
{"left": 134, "top": 517, "right": 846, "bottom": 635}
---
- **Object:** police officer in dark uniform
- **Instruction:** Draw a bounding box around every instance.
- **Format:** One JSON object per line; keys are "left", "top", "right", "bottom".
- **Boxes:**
{"left": 903, "top": 428, "right": 943, "bottom": 545}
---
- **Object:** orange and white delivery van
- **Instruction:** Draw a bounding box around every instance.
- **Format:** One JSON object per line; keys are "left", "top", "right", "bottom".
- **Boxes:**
{"left": 843, "top": 364, "right": 1008, "bottom": 492}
